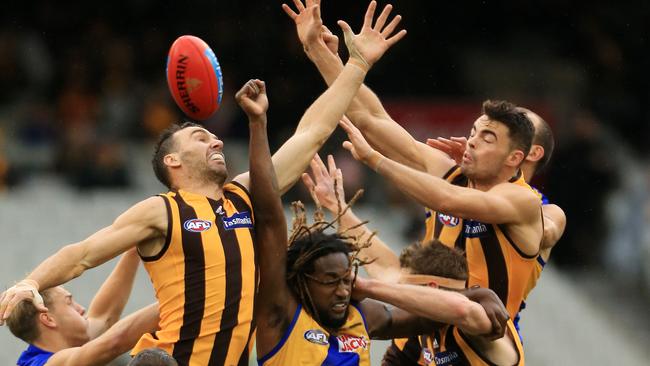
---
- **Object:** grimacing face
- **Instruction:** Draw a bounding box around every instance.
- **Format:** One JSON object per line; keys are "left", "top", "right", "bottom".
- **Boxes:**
{"left": 46, "top": 287, "right": 89, "bottom": 347}
{"left": 306, "top": 252, "right": 354, "bottom": 330}
{"left": 460, "top": 115, "right": 515, "bottom": 181}
{"left": 173, "top": 126, "right": 228, "bottom": 185}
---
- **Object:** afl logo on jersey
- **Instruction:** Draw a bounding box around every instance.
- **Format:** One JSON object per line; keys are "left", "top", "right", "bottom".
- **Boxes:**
{"left": 422, "top": 348, "right": 434, "bottom": 364}
{"left": 304, "top": 329, "right": 329, "bottom": 345}
{"left": 183, "top": 219, "right": 212, "bottom": 232}
{"left": 437, "top": 213, "right": 460, "bottom": 227}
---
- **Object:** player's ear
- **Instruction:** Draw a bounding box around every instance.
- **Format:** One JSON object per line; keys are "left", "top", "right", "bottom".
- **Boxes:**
{"left": 506, "top": 150, "right": 525, "bottom": 168}
{"left": 164, "top": 153, "right": 181, "bottom": 168}
{"left": 526, "top": 145, "right": 544, "bottom": 163}
{"left": 38, "top": 312, "right": 57, "bottom": 329}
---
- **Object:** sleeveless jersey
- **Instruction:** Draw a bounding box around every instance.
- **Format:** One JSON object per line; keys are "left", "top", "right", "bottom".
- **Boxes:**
{"left": 17, "top": 344, "right": 53, "bottom": 366}
{"left": 133, "top": 182, "right": 258, "bottom": 366}
{"left": 383, "top": 320, "right": 524, "bottom": 366}
{"left": 515, "top": 186, "right": 550, "bottom": 335}
{"left": 259, "top": 303, "right": 371, "bottom": 366}
{"left": 422, "top": 166, "right": 539, "bottom": 319}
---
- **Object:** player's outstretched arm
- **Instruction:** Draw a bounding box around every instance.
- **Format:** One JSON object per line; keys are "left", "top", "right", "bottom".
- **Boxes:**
{"left": 236, "top": 79, "right": 297, "bottom": 358}
{"left": 234, "top": 0, "right": 406, "bottom": 195}
{"left": 86, "top": 248, "right": 141, "bottom": 339}
{"left": 355, "top": 277, "right": 493, "bottom": 336}
{"left": 301, "top": 153, "right": 400, "bottom": 281}
{"left": 340, "top": 118, "right": 542, "bottom": 255}
{"left": 0, "top": 197, "right": 166, "bottom": 324}
{"left": 283, "top": 1, "right": 454, "bottom": 175}
{"left": 45, "top": 303, "right": 159, "bottom": 366}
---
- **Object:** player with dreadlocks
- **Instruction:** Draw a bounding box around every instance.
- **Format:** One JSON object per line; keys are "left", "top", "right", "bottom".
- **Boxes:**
{"left": 252, "top": 133, "right": 510, "bottom": 366}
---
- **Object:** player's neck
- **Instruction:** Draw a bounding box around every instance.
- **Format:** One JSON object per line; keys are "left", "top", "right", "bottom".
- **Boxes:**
{"left": 32, "top": 333, "right": 74, "bottom": 353}
{"left": 176, "top": 179, "right": 225, "bottom": 201}
{"left": 520, "top": 162, "right": 535, "bottom": 183}
{"left": 469, "top": 168, "right": 519, "bottom": 191}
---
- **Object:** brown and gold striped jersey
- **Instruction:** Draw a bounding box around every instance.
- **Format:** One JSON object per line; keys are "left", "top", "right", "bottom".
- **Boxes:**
{"left": 422, "top": 167, "right": 538, "bottom": 319}
{"left": 132, "top": 182, "right": 258, "bottom": 366}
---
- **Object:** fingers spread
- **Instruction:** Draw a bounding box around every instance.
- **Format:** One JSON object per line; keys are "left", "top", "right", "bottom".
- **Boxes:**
{"left": 292, "top": 0, "right": 306, "bottom": 12}
{"left": 362, "top": 1, "right": 378, "bottom": 30}
{"left": 373, "top": 4, "right": 393, "bottom": 31}
{"left": 386, "top": 29, "right": 407, "bottom": 47}
{"left": 282, "top": 3, "right": 298, "bottom": 19}
{"left": 381, "top": 14, "right": 402, "bottom": 37}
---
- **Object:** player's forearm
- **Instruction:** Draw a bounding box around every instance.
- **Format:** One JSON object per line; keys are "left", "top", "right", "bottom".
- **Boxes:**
{"left": 87, "top": 248, "right": 140, "bottom": 334}
{"left": 94, "top": 304, "right": 159, "bottom": 363}
{"left": 373, "top": 154, "right": 458, "bottom": 212}
{"left": 306, "top": 42, "right": 390, "bottom": 131}
{"left": 248, "top": 116, "right": 283, "bottom": 223}
{"left": 274, "top": 63, "right": 367, "bottom": 194}
{"left": 338, "top": 210, "right": 400, "bottom": 281}
{"left": 26, "top": 243, "right": 92, "bottom": 291}
{"left": 362, "top": 279, "right": 487, "bottom": 332}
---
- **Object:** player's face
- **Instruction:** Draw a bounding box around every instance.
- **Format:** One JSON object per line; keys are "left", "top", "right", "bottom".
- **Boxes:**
{"left": 175, "top": 127, "right": 228, "bottom": 184}
{"left": 47, "top": 287, "right": 89, "bottom": 347}
{"left": 461, "top": 116, "right": 513, "bottom": 180}
{"left": 307, "top": 252, "right": 354, "bottom": 329}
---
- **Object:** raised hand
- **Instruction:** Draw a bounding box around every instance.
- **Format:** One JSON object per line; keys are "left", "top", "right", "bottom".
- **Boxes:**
{"left": 282, "top": 0, "right": 323, "bottom": 47}
{"left": 0, "top": 280, "right": 46, "bottom": 325}
{"left": 426, "top": 136, "right": 468, "bottom": 165}
{"left": 337, "top": 1, "right": 406, "bottom": 69}
{"left": 301, "top": 154, "right": 345, "bottom": 214}
{"left": 321, "top": 25, "right": 340, "bottom": 56}
{"left": 235, "top": 79, "right": 268, "bottom": 121}
{"left": 340, "top": 116, "right": 383, "bottom": 170}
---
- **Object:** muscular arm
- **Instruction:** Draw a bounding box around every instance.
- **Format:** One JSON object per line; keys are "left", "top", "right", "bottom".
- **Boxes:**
{"left": 358, "top": 279, "right": 492, "bottom": 336}
{"left": 240, "top": 80, "right": 298, "bottom": 358}
{"left": 360, "top": 299, "right": 438, "bottom": 340}
{"left": 338, "top": 210, "right": 401, "bottom": 282}
{"left": 234, "top": 62, "right": 368, "bottom": 194}
{"left": 306, "top": 40, "right": 454, "bottom": 176}
{"left": 28, "top": 197, "right": 165, "bottom": 291}
{"left": 0, "top": 197, "right": 166, "bottom": 321}
{"left": 46, "top": 304, "right": 159, "bottom": 366}
{"left": 541, "top": 204, "right": 566, "bottom": 255}
{"left": 86, "top": 248, "right": 140, "bottom": 340}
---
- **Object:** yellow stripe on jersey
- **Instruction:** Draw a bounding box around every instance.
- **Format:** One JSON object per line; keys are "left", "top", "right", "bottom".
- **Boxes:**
{"left": 133, "top": 182, "right": 258, "bottom": 366}
{"left": 423, "top": 166, "right": 537, "bottom": 319}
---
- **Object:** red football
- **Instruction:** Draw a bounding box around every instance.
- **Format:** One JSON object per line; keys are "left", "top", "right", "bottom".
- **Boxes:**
{"left": 166, "top": 35, "right": 223, "bottom": 121}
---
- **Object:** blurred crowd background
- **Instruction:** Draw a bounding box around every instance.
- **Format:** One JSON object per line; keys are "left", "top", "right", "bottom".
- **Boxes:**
{"left": 1, "top": 0, "right": 650, "bottom": 363}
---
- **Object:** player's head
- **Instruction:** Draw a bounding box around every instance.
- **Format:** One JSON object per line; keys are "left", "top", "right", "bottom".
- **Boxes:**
{"left": 128, "top": 348, "right": 178, "bottom": 366}
{"left": 517, "top": 108, "right": 554, "bottom": 176}
{"left": 398, "top": 241, "right": 467, "bottom": 290}
{"left": 7, "top": 286, "right": 89, "bottom": 347}
{"left": 152, "top": 122, "right": 227, "bottom": 189}
{"left": 287, "top": 230, "right": 358, "bottom": 330}
{"left": 462, "top": 100, "right": 534, "bottom": 182}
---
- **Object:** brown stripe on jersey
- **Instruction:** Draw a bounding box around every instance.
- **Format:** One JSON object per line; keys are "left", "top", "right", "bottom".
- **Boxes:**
{"left": 442, "top": 165, "right": 460, "bottom": 180}
{"left": 227, "top": 189, "right": 259, "bottom": 366}
{"left": 207, "top": 197, "right": 243, "bottom": 365}
{"left": 171, "top": 193, "right": 207, "bottom": 365}
{"left": 450, "top": 325, "right": 498, "bottom": 366}
{"left": 433, "top": 213, "right": 443, "bottom": 239}
{"left": 450, "top": 173, "right": 469, "bottom": 187}
{"left": 479, "top": 225, "right": 509, "bottom": 307}
{"left": 381, "top": 337, "right": 421, "bottom": 366}
{"left": 141, "top": 195, "right": 173, "bottom": 262}
{"left": 443, "top": 326, "right": 473, "bottom": 365}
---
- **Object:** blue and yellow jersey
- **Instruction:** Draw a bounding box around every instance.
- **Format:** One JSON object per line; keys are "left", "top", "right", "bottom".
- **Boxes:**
{"left": 259, "top": 303, "right": 371, "bottom": 366}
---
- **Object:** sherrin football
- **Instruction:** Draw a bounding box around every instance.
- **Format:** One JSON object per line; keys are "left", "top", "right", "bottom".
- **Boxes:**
{"left": 166, "top": 35, "right": 224, "bottom": 121}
